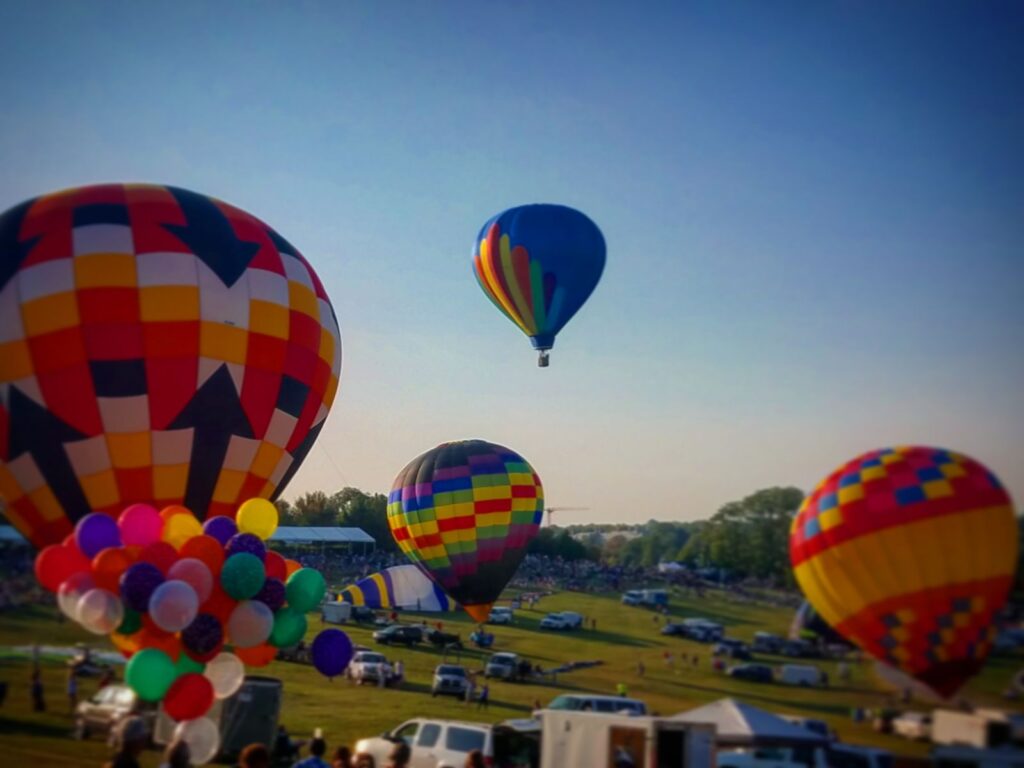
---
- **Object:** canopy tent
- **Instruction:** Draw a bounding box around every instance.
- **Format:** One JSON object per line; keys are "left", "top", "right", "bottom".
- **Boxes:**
{"left": 0, "top": 524, "right": 29, "bottom": 545}
{"left": 269, "top": 526, "right": 375, "bottom": 550}
{"left": 672, "top": 699, "right": 826, "bottom": 747}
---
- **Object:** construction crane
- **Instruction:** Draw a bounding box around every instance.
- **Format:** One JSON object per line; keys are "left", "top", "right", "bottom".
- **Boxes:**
{"left": 543, "top": 506, "right": 589, "bottom": 527}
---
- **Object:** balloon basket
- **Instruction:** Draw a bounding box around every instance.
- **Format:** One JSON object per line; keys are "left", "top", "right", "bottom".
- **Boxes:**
{"left": 538, "top": 351, "right": 549, "bottom": 367}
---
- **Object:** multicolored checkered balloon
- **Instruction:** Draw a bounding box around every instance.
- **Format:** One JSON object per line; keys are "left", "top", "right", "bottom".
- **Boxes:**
{"left": 387, "top": 440, "right": 543, "bottom": 622}
{"left": 790, "top": 446, "right": 1017, "bottom": 698}
{"left": 0, "top": 184, "right": 341, "bottom": 548}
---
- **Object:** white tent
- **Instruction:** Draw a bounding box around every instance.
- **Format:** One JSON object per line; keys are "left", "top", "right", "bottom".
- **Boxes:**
{"left": 269, "top": 526, "right": 375, "bottom": 546}
{"left": 672, "top": 699, "right": 826, "bottom": 746}
{"left": 657, "top": 561, "right": 685, "bottom": 573}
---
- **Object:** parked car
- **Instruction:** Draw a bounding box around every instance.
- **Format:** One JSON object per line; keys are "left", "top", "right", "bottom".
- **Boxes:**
{"left": 354, "top": 718, "right": 538, "bottom": 768}
{"left": 778, "top": 664, "right": 825, "bottom": 687}
{"left": 680, "top": 619, "right": 725, "bottom": 642}
{"left": 372, "top": 624, "right": 423, "bottom": 646}
{"left": 74, "top": 683, "right": 156, "bottom": 742}
{"left": 752, "top": 632, "right": 784, "bottom": 654}
{"left": 348, "top": 651, "right": 394, "bottom": 686}
{"left": 425, "top": 628, "right": 462, "bottom": 649}
{"left": 781, "top": 716, "right": 833, "bottom": 740}
{"left": 545, "top": 693, "right": 648, "bottom": 715}
{"left": 540, "top": 611, "right": 583, "bottom": 630}
{"left": 488, "top": 606, "right": 514, "bottom": 625}
{"left": 728, "top": 664, "right": 774, "bottom": 683}
{"left": 485, "top": 652, "right": 521, "bottom": 681}
{"left": 662, "top": 622, "right": 689, "bottom": 637}
{"left": 892, "top": 711, "right": 933, "bottom": 741}
{"left": 351, "top": 605, "right": 377, "bottom": 623}
{"left": 622, "top": 590, "right": 643, "bottom": 606}
{"left": 713, "top": 640, "right": 752, "bottom": 660}
{"left": 782, "top": 639, "right": 819, "bottom": 658}
{"left": 431, "top": 665, "right": 469, "bottom": 698}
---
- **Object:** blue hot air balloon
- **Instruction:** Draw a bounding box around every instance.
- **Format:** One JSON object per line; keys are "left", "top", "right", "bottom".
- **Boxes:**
{"left": 472, "top": 204, "right": 605, "bottom": 366}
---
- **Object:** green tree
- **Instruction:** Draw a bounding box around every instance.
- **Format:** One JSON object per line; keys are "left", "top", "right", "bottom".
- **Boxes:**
{"left": 333, "top": 487, "right": 397, "bottom": 552}
{"left": 286, "top": 491, "right": 340, "bottom": 526}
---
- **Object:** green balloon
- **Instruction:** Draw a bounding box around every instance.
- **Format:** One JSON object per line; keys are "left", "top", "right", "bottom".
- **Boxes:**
{"left": 175, "top": 653, "right": 206, "bottom": 676}
{"left": 286, "top": 568, "right": 326, "bottom": 613}
{"left": 270, "top": 607, "right": 308, "bottom": 648}
{"left": 116, "top": 609, "right": 141, "bottom": 636}
{"left": 221, "top": 552, "right": 266, "bottom": 600}
{"left": 125, "top": 648, "right": 177, "bottom": 702}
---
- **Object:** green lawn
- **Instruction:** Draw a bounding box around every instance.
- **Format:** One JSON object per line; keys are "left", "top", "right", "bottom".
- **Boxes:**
{"left": 1, "top": 588, "right": 1020, "bottom": 766}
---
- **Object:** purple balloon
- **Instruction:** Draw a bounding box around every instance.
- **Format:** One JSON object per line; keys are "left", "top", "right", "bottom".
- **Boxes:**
{"left": 203, "top": 516, "right": 237, "bottom": 546}
{"left": 119, "top": 562, "right": 165, "bottom": 613}
{"left": 75, "top": 513, "right": 121, "bottom": 558}
{"left": 254, "top": 578, "right": 286, "bottom": 612}
{"left": 225, "top": 533, "right": 266, "bottom": 561}
{"left": 182, "top": 613, "right": 224, "bottom": 656}
{"left": 311, "top": 629, "right": 353, "bottom": 678}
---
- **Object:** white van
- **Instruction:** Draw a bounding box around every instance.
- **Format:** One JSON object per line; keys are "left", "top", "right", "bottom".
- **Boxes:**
{"left": 779, "top": 664, "right": 824, "bottom": 687}
{"left": 546, "top": 693, "right": 648, "bottom": 716}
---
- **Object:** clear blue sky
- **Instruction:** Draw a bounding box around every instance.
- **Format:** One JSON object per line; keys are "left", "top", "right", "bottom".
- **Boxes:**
{"left": 1, "top": 1, "right": 1021, "bottom": 524}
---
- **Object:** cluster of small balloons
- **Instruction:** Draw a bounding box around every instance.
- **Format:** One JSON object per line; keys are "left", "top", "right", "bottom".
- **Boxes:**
{"left": 34, "top": 498, "right": 353, "bottom": 762}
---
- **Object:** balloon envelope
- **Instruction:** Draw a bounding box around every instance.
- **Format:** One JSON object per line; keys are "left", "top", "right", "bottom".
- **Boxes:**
{"left": 339, "top": 564, "right": 457, "bottom": 612}
{"left": 0, "top": 184, "right": 341, "bottom": 548}
{"left": 473, "top": 204, "right": 604, "bottom": 363}
{"left": 790, "top": 446, "right": 1017, "bottom": 698}
{"left": 387, "top": 440, "right": 543, "bottom": 622}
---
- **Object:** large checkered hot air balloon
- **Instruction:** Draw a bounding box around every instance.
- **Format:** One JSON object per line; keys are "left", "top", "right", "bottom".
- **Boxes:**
{"left": 790, "top": 446, "right": 1017, "bottom": 698}
{"left": 0, "top": 184, "right": 341, "bottom": 549}
{"left": 473, "top": 204, "right": 605, "bottom": 367}
{"left": 387, "top": 440, "right": 543, "bottom": 622}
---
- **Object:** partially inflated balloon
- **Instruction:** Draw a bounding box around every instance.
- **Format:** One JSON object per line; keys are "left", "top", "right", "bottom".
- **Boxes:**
{"left": 790, "top": 446, "right": 1018, "bottom": 698}
{"left": 339, "top": 564, "right": 456, "bottom": 612}
{"left": 473, "top": 204, "right": 605, "bottom": 366}
{"left": 0, "top": 184, "right": 341, "bottom": 549}
{"left": 387, "top": 440, "right": 543, "bottom": 622}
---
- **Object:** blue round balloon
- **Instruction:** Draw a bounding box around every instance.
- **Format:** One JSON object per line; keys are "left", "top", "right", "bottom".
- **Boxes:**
{"left": 310, "top": 629, "right": 353, "bottom": 678}
{"left": 120, "top": 562, "right": 165, "bottom": 612}
{"left": 226, "top": 532, "right": 266, "bottom": 561}
{"left": 182, "top": 613, "right": 223, "bottom": 656}
{"left": 203, "top": 516, "right": 237, "bottom": 546}
{"left": 254, "top": 578, "right": 286, "bottom": 612}
{"left": 75, "top": 513, "right": 121, "bottom": 558}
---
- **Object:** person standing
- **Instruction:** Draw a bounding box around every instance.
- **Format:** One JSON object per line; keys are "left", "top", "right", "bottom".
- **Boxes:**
{"left": 293, "top": 737, "right": 331, "bottom": 768}
{"left": 103, "top": 716, "right": 149, "bottom": 768}
{"left": 464, "top": 672, "right": 476, "bottom": 706}
{"left": 476, "top": 683, "right": 489, "bottom": 711}
{"left": 393, "top": 659, "right": 404, "bottom": 689}
{"left": 30, "top": 667, "right": 45, "bottom": 712}
{"left": 67, "top": 669, "right": 78, "bottom": 713}
{"left": 386, "top": 743, "right": 411, "bottom": 768}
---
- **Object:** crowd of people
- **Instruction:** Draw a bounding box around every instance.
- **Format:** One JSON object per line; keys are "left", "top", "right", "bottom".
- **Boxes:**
{"left": 0, "top": 544, "right": 47, "bottom": 610}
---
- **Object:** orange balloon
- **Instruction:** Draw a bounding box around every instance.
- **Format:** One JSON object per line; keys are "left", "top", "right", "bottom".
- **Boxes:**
{"left": 91, "top": 546, "right": 135, "bottom": 592}
{"left": 111, "top": 631, "right": 141, "bottom": 657}
{"left": 284, "top": 559, "right": 302, "bottom": 578}
{"left": 179, "top": 534, "right": 226, "bottom": 575}
{"left": 235, "top": 643, "right": 277, "bottom": 667}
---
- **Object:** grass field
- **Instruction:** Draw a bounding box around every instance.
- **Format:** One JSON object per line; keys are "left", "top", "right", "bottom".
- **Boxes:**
{"left": 1, "top": 588, "right": 1020, "bottom": 766}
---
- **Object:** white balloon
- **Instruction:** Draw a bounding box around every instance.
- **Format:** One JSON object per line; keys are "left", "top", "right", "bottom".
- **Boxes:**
{"left": 76, "top": 588, "right": 124, "bottom": 635}
{"left": 58, "top": 572, "right": 96, "bottom": 621}
{"left": 173, "top": 716, "right": 221, "bottom": 765}
{"left": 167, "top": 557, "right": 213, "bottom": 603}
{"left": 204, "top": 651, "right": 245, "bottom": 700}
{"left": 226, "top": 600, "right": 273, "bottom": 648}
{"left": 148, "top": 580, "right": 199, "bottom": 633}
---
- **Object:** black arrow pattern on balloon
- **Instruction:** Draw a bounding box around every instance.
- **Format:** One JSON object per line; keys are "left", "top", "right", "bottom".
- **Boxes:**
{"left": 270, "top": 418, "right": 324, "bottom": 500}
{"left": 162, "top": 187, "right": 262, "bottom": 287}
{"left": 0, "top": 198, "right": 42, "bottom": 293}
{"left": 168, "top": 364, "right": 255, "bottom": 519}
{"left": 6, "top": 386, "right": 92, "bottom": 524}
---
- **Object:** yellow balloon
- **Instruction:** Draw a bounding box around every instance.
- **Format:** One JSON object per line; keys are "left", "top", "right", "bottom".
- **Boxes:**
{"left": 162, "top": 512, "right": 203, "bottom": 550}
{"left": 236, "top": 498, "right": 278, "bottom": 541}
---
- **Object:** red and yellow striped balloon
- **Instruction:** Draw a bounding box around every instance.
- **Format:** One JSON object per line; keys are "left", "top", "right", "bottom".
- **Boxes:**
{"left": 790, "top": 446, "right": 1017, "bottom": 698}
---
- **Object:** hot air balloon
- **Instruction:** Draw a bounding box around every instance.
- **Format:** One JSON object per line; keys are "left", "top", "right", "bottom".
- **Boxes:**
{"left": 338, "top": 564, "right": 457, "bottom": 612}
{"left": 0, "top": 184, "right": 341, "bottom": 549}
{"left": 387, "top": 440, "right": 543, "bottom": 622}
{"left": 789, "top": 600, "right": 848, "bottom": 647}
{"left": 790, "top": 446, "right": 1018, "bottom": 698}
{"left": 472, "top": 204, "right": 604, "bottom": 367}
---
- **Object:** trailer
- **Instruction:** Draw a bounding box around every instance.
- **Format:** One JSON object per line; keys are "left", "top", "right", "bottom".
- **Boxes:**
{"left": 322, "top": 600, "right": 352, "bottom": 624}
{"left": 537, "top": 709, "right": 715, "bottom": 768}
{"left": 932, "top": 710, "right": 1017, "bottom": 749}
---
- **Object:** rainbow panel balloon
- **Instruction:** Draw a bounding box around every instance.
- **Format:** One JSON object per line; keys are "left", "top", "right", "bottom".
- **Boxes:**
{"left": 473, "top": 204, "right": 604, "bottom": 365}
{"left": 790, "top": 446, "right": 1017, "bottom": 698}
{"left": 0, "top": 184, "right": 341, "bottom": 548}
{"left": 387, "top": 440, "right": 543, "bottom": 622}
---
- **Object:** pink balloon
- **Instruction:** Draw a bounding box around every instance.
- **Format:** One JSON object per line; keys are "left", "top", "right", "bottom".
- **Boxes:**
{"left": 168, "top": 558, "right": 213, "bottom": 603}
{"left": 118, "top": 504, "right": 163, "bottom": 547}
